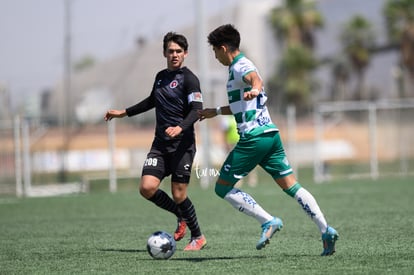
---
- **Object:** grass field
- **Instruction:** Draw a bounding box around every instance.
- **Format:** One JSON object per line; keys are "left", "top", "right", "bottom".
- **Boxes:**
{"left": 1, "top": 173, "right": 414, "bottom": 274}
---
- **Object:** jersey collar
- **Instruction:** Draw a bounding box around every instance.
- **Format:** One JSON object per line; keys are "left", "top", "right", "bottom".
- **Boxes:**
{"left": 167, "top": 66, "right": 185, "bottom": 73}
{"left": 229, "top": 52, "right": 245, "bottom": 68}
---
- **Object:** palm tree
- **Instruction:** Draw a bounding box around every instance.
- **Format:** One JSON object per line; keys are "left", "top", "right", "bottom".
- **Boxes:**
{"left": 340, "top": 15, "right": 376, "bottom": 100}
{"left": 270, "top": 0, "right": 323, "bottom": 49}
{"left": 329, "top": 56, "right": 352, "bottom": 101}
{"left": 383, "top": 0, "right": 414, "bottom": 96}
{"left": 268, "top": 0, "right": 323, "bottom": 111}
{"left": 274, "top": 45, "right": 317, "bottom": 109}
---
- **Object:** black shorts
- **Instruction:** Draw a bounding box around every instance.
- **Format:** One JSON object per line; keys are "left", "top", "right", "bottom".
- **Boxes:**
{"left": 142, "top": 139, "right": 196, "bottom": 183}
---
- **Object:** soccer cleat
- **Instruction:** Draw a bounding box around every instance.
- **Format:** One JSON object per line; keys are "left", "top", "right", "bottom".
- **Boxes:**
{"left": 183, "top": 235, "right": 207, "bottom": 251}
{"left": 321, "top": 226, "right": 339, "bottom": 256}
{"left": 174, "top": 218, "right": 187, "bottom": 241}
{"left": 256, "top": 217, "right": 283, "bottom": 250}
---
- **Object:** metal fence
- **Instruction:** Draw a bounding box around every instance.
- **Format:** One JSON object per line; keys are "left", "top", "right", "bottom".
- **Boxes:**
{"left": 313, "top": 99, "right": 414, "bottom": 182}
{"left": 0, "top": 118, "right": 20, "bottom": 196}
{"left": 2, "top": 99, "right": 413, "bottom": 197}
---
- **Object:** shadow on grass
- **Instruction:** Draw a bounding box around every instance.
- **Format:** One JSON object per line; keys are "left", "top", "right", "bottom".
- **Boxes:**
{"left": 97, "top": 248, "right": 266, "bottom": 262}
{"left": 170, "top": 255, "right": 265, "bottom": 262}
{"left": 98, "top": 248, "right": 147, "bottom": 253}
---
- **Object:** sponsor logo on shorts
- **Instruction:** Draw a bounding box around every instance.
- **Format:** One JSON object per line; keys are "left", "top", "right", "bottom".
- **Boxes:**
{"left": 233, "top": 174, "right": 245, "bottom": 179}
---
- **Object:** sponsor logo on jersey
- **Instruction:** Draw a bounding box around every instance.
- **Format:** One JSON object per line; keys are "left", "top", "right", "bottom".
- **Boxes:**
{"left": 240, "top": 65, "right": 250, "bottom": 73}
{"left": 169, "top": 80, "right": 178, "bottom": 89}
{"left": 257, "top": 114, "right": 270, "bottom": 126}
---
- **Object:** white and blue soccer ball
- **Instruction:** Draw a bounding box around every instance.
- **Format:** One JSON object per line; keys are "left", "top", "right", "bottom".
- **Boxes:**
{"left": 146, "top": 231, "right": 176, "bottom": 260}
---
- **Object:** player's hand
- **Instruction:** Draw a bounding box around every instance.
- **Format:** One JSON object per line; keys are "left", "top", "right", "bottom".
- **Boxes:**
{"left": 243, "top": 89, "right": 260, "bottom": 101}
{"left": 104, "top": 109, "right": 127, "bottom": 121}
{"left": 198, "top": 108, "right": 217, "bottom": 121}
{"left": 165, "top": 126, "right": 182, "bottom": 138}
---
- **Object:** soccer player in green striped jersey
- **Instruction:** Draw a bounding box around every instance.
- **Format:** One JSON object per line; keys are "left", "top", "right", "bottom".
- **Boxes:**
{"left": 199, "top": 24, "right": 338, "bottom": 255}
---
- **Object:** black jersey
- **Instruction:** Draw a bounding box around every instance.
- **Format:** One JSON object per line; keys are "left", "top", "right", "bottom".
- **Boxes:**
{"left": 126, "top": 66, "right": 203, "bottom": 146}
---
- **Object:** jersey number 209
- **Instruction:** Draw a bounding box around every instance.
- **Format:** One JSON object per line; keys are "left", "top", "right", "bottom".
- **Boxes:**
{"left": 144, "top": 158, "right": 158, "bottom": 167}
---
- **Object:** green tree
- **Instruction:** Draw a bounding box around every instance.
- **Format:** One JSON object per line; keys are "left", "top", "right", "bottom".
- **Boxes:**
{"left": 269, "top": 0, "right": 323, "bottom": 111}
{"left": 383, "top": 0, "right": 414, "bottom": 96}
{"left": 329, "top": 56, "right": 352, "bottom": 101}
{"left": 340, "top": 15, "right": 376, "bottom": 100}
{"left": 272, "top": 45, "right": 317, "bottom": 109}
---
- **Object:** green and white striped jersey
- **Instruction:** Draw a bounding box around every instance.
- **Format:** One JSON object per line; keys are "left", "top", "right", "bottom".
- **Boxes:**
{"left": 227, "top": 53, "right": 278, "bottom": 135}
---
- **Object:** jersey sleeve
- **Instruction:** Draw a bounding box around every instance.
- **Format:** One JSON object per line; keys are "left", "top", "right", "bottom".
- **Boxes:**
{"left": 125, "top": 74, "right": 159, "bottom": 116}
{"left": 125, "top": 92, "right": 155, "bottom": 116}
{"left": 178, "top": 69, "right": 203, "bottom": 131}
{"left": 183, "top": 69, "right": 203, "bottom": 104}
{"left": 239, "top": 60, "right": 256, "bottom": 81}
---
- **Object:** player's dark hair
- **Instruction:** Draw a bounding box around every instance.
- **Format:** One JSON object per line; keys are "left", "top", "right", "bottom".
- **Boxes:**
{"left": 163, "top": 32, "right": 188, "bottom": 52}
{"left": 207, "top": 24, "right": 240, "bottom": 51}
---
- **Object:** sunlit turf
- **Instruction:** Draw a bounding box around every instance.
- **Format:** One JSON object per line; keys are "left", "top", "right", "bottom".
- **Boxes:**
{"left": 1, "top": 174, "right": 413, "bottom": 274}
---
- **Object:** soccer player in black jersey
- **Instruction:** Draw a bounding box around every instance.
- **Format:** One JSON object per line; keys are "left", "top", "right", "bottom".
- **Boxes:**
{"left": 104, "top": 32, "right": 206, "bottom": 251}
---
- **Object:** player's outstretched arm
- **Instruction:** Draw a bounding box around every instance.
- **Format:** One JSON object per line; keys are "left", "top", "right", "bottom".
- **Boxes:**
{"left": 198, "top": 106, "right": 231, "bottom": 121}
{"left": 198, "top": 108, "right": 216, "bottom": 121}
{"left": 104, "top": 109, "right": 127, "bottom": 121}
